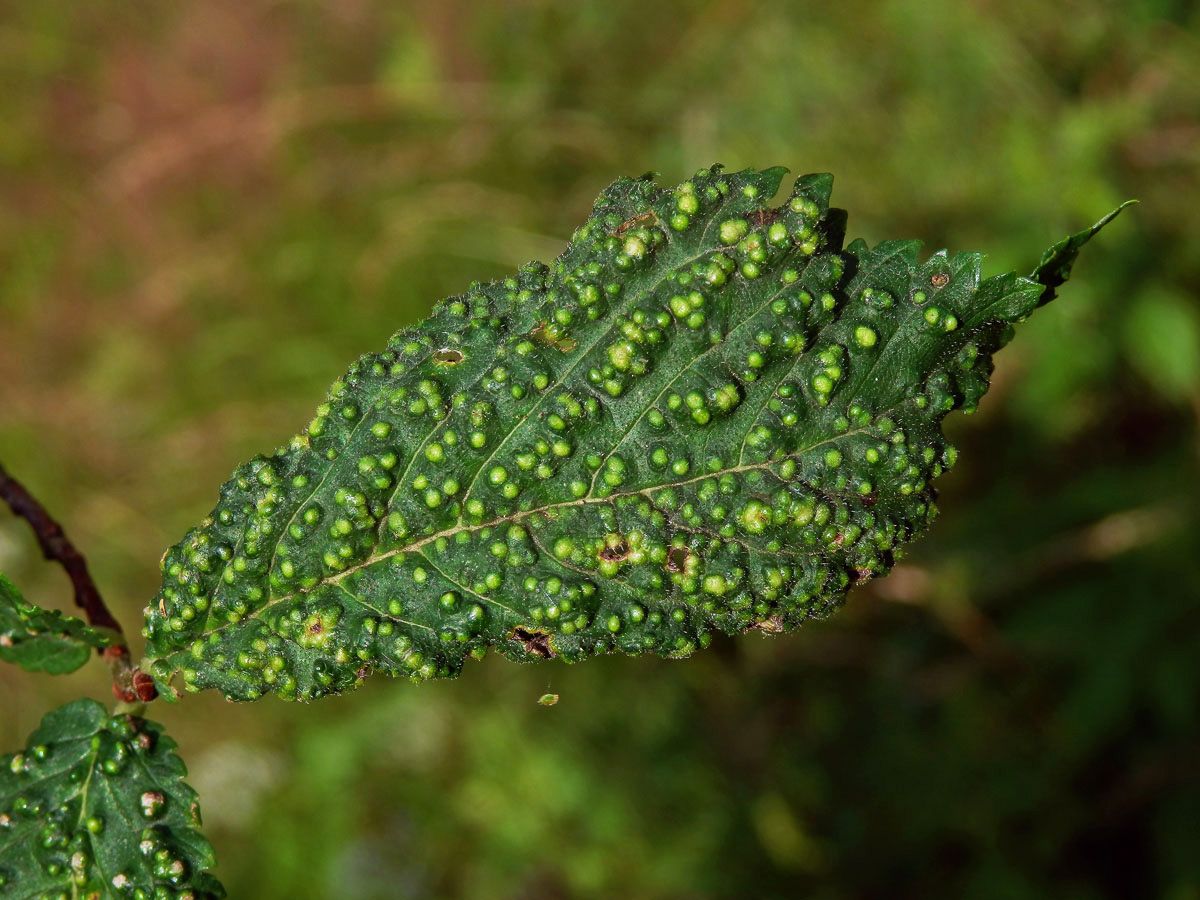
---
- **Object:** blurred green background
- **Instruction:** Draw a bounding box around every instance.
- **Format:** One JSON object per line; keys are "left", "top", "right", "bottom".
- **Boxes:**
{"left": 2, "top": 1, "right": 1198, "bottom": 897}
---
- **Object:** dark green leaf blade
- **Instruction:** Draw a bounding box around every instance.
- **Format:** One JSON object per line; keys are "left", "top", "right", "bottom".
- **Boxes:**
{"left": 0, "top": 574, "right": 114, "bottom": 675}
{"left": 141, "top": 166, "right": 1116, "bottom": 702}
{"left": 0, "top": 699, "right": 225, "bottom": 899}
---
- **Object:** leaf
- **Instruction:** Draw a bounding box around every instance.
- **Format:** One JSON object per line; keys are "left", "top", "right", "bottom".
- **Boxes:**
{"left": 0, "top": 573, "right": 114, "bottom": 675}
{"left": 0, "top": 698, "right": 225, "bottom": 899}
{"left": 141, "top": 165, "right": 1124, "bottom": 702}
{"left": 1031, "top": 200, "right": 1134, "bottom": 305}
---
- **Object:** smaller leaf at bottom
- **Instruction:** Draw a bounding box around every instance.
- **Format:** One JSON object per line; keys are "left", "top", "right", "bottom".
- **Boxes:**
{"left": 0, "top": 698, "right": 225, "bottom": 899}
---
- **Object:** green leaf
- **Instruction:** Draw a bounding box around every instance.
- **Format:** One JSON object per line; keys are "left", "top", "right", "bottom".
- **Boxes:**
{"left": 0, "top": 573, "right": 114, "bottom": 675}
{"left": 0, "top": 698, "right": 225, "bottom": 899}
{"left": 142, "top": 165, "right": 1122, "bottom": 702}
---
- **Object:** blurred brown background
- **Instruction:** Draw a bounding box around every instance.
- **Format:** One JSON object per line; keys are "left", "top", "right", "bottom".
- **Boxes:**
{"left": 2, "top": 1, "right": 1199, "bottom": 897}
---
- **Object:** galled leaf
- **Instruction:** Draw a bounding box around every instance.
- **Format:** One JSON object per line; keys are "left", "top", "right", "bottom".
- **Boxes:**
{"left": 141, "top": 166, "right": 1124, "bottom": 701}
{"left": 0, "top": 574, "right": 114, "bottom": 675}
{"left": 0, "top": 699, "right": 224, "bottom": 899}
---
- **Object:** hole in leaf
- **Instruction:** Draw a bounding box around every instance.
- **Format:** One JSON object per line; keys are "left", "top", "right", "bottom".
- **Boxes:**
{"left": 434, "top": 348, "right": 464, "bottom": 365}
{"left": 666, "top": 547, "right": 691, "bottom": 572}
{"left": 599, "top": 540, "right": 631, "bottom": 562}
{"left": 511, "top": 627, "right": 555, "bottom": 659}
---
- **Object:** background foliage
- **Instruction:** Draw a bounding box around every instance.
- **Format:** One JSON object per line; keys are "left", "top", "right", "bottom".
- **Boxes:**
{"left": 0, "top": 1, "right": 1197, "bottom": 897}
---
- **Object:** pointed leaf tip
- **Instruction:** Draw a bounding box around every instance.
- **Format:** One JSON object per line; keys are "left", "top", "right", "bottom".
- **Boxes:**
{"left": 1033, "top": 200, "right": 1136, "bottom": 306}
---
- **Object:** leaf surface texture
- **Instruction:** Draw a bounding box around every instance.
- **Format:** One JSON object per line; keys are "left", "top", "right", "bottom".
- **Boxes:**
{"left": 0, "top": 699, "right": 224, "bottom": 899}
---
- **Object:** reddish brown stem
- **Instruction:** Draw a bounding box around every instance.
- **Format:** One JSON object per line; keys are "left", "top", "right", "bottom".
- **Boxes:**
{"left": 0, "top": 460, "right": 122, "bottom": 634}
{"left": 0, "top": 458, "right": 156, "bottom": 701}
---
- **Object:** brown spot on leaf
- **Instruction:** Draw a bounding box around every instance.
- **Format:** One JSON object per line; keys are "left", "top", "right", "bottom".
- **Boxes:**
{"left": 931, "top": 272, "right": 950, "bottom": 288}
{"left": 531, "top": 323, "right": 578, "bottom": 353}
{"left": 753, "top": 616, "right": 785, "bottom": 633}
{"left": 852, "top": 568, "right": 875, "bottom": 584}
{"left": 511, "top": 627, "right": 555, "bottom": 659}
{"left": 615, "top": 211, "right": 657, "bottom": 234}
{"left": 749, "top": 207, "right": 781, "bottom": 228}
